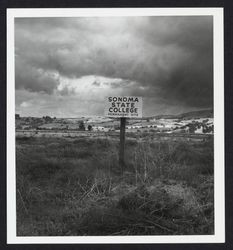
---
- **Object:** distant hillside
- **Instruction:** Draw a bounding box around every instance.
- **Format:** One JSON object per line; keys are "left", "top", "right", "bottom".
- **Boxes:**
{"left": 151, "top": 114, "right": 176, "bottom": 119}
{"left": 176, "top": 109, "right": 213, "bottom": 119}
{"left": 148, "top": 109, "right": 213, "bottom": 120}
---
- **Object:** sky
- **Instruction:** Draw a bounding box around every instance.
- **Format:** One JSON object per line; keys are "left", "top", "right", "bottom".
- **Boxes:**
{"left": 15, "top": 16, "right": 213, "bottom": 117}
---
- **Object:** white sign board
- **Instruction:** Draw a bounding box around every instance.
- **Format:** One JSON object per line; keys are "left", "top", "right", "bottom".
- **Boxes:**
{"left": 105, "top": 96, "right": 142, "bottom": 118}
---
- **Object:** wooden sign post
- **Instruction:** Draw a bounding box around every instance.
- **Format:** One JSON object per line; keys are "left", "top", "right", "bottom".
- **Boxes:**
{"left": 119, "top": 117, "right": 126, "bottom": 167}
{"left": 104, "top": 96, "right": 142, "bottom": 170}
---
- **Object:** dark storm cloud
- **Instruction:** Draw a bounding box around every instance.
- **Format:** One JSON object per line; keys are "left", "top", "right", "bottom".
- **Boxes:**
{"left": 15, "top": 16, "right": 213, "bottom": 110}
{"left": 142, "top": 16, "right": 213, "bottom": 107}
{"left": 15, "top": 57, "right": 60, "bottom": 94}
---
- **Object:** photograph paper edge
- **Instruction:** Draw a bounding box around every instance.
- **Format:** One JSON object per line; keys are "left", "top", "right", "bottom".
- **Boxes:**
{"left": 6, "top": 7, "right": 225, "bottom": 244}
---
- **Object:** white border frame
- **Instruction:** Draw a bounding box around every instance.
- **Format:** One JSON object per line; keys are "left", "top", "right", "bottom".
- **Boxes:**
{"left": 7, "top": 8, "right": 224, "bottom": 244}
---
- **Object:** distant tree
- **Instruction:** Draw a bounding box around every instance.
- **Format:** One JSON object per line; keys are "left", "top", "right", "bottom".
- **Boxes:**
{"left": 78, "top": 120, "right": 85, "bottom": 131}
{"left": 188, "top": 124, "right": 196, "bottom": 133}
{"left": 43, "top": 116, "right": 52, "bottom": 123}
{"left": 203, "top": 124, "right": 213, "bottom": 133}
{"left": 88, "top": 125, "right": 92, "bottom": 131}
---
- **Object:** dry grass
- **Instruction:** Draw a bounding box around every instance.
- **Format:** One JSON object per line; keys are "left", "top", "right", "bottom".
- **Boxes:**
{"left": 16, "top": 136, "right": 214, "bottom": 236}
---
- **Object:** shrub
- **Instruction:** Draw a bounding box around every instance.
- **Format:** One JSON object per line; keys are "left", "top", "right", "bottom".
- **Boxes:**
{"left": 78, "top": 121, "right": 85, "bottom": 131}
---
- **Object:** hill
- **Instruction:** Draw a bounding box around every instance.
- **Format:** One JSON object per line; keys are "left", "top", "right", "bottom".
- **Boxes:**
{"left": 148, "top": 109, "right": 213, "bottom": 120}
{"left": 176, "top": 109, "right": 213, "bottom": 119}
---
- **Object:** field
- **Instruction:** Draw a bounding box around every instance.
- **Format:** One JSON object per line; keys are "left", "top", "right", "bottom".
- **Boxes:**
{"left": 16, "top": 134, "right": 214, "bottom": 236}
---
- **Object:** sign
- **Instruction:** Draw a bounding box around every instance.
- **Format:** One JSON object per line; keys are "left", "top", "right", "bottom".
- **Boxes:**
{"left": 105, "top": 96, "right": 142, "bottom": 118}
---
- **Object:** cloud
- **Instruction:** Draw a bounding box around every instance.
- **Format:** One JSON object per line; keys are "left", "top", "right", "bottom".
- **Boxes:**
{"left": 15, "top": 16, "right": 213, "bottom": 116}
{"left": 15, "top": 57, "right": 60, "bottom": 94}
{"left": 92, "top": 81, "right": 101, "bottom": 87}
{"left": 16, "top": 88, "right": 107, "bottom": 117}
{"left": 20, "top": 101, "right": 31, "bottom": 108}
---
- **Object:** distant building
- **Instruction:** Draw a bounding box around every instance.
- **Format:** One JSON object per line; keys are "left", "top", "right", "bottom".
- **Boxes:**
{"left": 194, "top": 126, "right": 203, "bottom": 134}
{"left": 21, "top": 125, "right": 32, "bottom": 130}
{"left": 92, "top": 126, "right": 110, "bottom": 132}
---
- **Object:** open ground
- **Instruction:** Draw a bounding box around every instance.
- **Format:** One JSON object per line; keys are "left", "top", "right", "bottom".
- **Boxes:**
{"left": 16, "top": 133, "right": 214, "bottom": 236}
